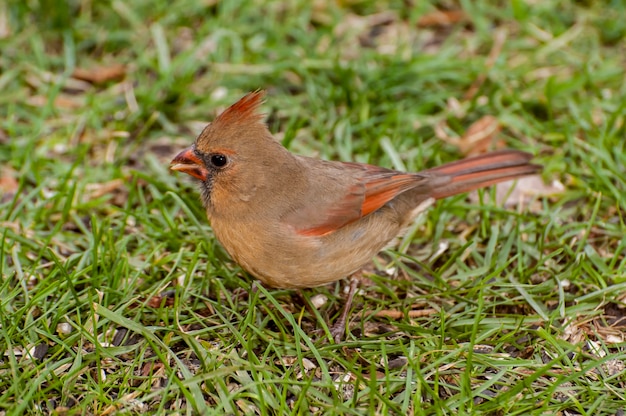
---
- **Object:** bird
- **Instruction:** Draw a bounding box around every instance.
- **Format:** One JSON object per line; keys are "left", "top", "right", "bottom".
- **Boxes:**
{"left": 170, "top": 90, "right": 542, "bottom": 341}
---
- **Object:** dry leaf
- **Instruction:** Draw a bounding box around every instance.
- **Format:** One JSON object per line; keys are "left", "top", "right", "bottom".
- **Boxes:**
{"left": 146, "top": 292, "right": 175, "bottom": 308}
{"left": 275, "top": 356, "right": 298, "bottom": 367}
{"left": 0, "top": 168, "right": 18, "bottom": 196}
{"left": 25, "top": 71, "right": 92, "bottom": 93}
{"left": 375, "top": 308, "right": 438, "bottom": 319}
{"left": 334, "top": 12, "right": 412, "bottom": 57}
{"left": 72, "top": 64, "right": 126, "bottom": 84}
{"left": 0, "top": 5, "right": 10, "bottom": 39}
{"left": 417, "top": 10, "right": 466, "bottom": 27}
{"left": 84, "top": 178, "right": 129, "bottom": 207}
{"left": 561, "top": 319, "right": 586, "bottom": 344}
{"left": 459, "top": 115, "right": 503, "bottom": 155}
{"left": 372, "top": 18, "right": 412, "bottom": 56}
{"left": 435, "top": 116, "right": 504, "bottom": 155}
{"left": 602, "top": 359, "right": 625, "bottom": 376}
{"left": 85, "top": 179, "right": 125, "bottom": 200}
{"left": 27, "top": 95, "right": 84, "bottom": 109}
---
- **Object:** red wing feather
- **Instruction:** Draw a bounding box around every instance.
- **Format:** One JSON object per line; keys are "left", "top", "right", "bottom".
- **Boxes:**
{"left": 360, "top": 173, "right": 421, "bottom": 216}
{"left": 296, "top": 163, "right": 422, "bottom": 237}
{"left": 296, "top": 189, "right": 363, "bottom": 237}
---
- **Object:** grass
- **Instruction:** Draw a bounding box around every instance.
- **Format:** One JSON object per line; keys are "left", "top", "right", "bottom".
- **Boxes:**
{"left": 1, "top": 0, "right": 626, "bottom": 414}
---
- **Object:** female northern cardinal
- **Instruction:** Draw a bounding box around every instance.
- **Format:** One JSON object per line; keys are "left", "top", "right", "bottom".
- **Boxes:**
{"left": 171, "top": 91, "right": 541, "bottom": 341}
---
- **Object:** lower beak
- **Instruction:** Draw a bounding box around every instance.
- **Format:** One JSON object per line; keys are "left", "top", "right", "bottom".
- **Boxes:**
{"left": 170, "top": 147, "right": 209, "bottom": 181}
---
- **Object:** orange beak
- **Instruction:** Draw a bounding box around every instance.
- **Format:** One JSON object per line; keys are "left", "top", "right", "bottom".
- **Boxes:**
{"left": 170, "top": 147, "right": 210, "bottom": 181}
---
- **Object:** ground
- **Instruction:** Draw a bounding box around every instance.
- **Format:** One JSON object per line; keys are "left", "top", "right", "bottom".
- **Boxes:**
{"left": 1, "top": 1, "right": 626, "bottom": 414}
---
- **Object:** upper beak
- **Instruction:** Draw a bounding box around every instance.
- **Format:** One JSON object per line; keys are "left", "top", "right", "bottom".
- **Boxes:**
{"left": 170, "top": 147, "right": 210, "bottom": 181}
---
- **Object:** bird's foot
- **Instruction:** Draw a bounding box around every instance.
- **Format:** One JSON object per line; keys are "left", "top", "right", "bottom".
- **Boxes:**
{"left": 328, "top": 275, "right": 360, "bottom": 343}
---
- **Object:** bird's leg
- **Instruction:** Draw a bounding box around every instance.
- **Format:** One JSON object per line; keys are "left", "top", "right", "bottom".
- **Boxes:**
{"left": 329, "top": 274, "right": 360, "bottom": 343}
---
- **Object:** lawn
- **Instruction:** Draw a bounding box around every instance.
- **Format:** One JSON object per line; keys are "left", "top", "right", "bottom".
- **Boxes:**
{"left": 1, "top": 0, "right": 626, "bottom": 414}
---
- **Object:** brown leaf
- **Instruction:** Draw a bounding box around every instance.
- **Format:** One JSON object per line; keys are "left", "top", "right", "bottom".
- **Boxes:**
{"left": 85, "top": 179, "right": 125, "bottom": 200}
{"left": 146, "top": 292, "right": 175, "bottom": 308}
{"left": 0, "top": 168, "right": 18, "bottom": 197}
{"left": 0, "top": 6, "right": 10, "bottom": 39}
{"left": 459, "top": 115, "right": 503, "bottom": 156}
{"left": 375, "top": 308, "right": 438, "bottom": 319}
{"left": 363, "top": 370, "right": 386, "bottom": 380}
{"left": 72, "top": 64, "right": 126, "bottom": 84}
{"left": 434, "top": 116, "right": 504, "bottom": 156}
{"left": 27, "top": 95, "right": 83, "bottom": 109}
{"left": 333, "top": 12, "right": 413, "bottom": 57}
{"left": 417, "top": 10, "right": 466, "bottom": 27}
{"left": 141, "top": 362, "right": 164, "bottom": 377}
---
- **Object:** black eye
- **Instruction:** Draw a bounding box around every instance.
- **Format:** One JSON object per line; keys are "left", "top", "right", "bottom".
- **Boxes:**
{"left": 210, "top": 154, "right": 228, "bottom": 168}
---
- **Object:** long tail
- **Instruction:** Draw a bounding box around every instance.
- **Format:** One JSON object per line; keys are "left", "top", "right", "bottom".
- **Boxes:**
{"left": 425, "top": 149, "right": 542, "bottom": 200}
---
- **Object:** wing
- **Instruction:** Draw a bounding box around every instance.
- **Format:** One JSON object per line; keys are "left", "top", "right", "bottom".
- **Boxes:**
{"left": 287, "top": 161, "right": 424, "bottom": 237}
